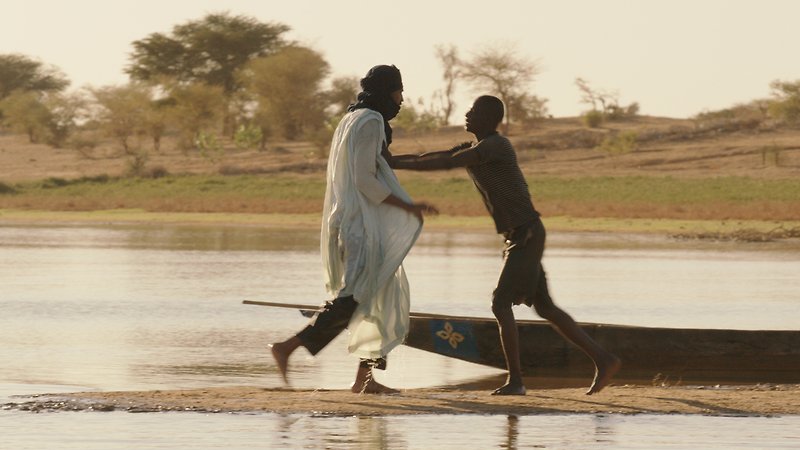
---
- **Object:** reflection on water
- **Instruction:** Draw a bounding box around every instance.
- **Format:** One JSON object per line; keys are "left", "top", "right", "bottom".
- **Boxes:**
{"left": 1, "top": 224, "right": 799, "bottom": 449}
{"left": 1, "top": 411, "right": 798, "bottom": 450}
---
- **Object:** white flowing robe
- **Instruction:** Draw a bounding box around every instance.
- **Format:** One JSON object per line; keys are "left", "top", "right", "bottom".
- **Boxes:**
{"left": 321, "top": 108, "right": 422, "bottom": 360}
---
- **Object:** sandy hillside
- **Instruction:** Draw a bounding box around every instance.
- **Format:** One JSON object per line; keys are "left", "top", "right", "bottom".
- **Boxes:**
{"left": 2, "top": 116, "right": 799, "bottom": 183}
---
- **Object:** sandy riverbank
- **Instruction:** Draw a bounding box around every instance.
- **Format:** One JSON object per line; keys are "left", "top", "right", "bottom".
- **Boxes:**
{"left": 6, "top": 384, "right": 800, "bottom": 416}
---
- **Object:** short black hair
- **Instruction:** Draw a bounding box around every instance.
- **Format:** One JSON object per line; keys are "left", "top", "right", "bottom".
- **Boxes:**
{"left": 475, "top": 95, "right": 504, "bottom": 126}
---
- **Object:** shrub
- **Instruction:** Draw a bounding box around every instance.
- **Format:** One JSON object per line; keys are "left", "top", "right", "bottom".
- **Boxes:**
{"left": 693, "top": 101, "right": 769, "bottom": 132}
{"left": 234, "top": 124, "right": 263, "bottom": 150}
{"left": 67, "top": 134, "right": 99, "bottom": 151}
{"left": 0, "top": 181, "right": 16, "bottom": 194}
{"left": 147, "top": 166, "right": 170, "bottom": 178}
{"left": 596, "top": 131, "right": 637, "bottom": 157}
{"left": 125, "top": 151, "right": 149, "bottom": 177}
{"left": 195, "top": 131, "right": 224, "bottom": 161}
{"left": 41, "top": 177, "right": 69, "bottom": 188}
{"left": 582, "top": 110, "right": 605, "bottom": 128}
{"left": 768, "top": 80, "right": 800, "bottom": 124}
{"left": 77, "top": 175, "right": 111, "bottom": 184}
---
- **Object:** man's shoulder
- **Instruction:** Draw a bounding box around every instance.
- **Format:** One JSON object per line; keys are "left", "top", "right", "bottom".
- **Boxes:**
{"left": 348, "top": 108, "right": 382, "bottom": 123}
{"left": 478, "top": 132, "right": 511, "bottom": 146}
{"left": 340, "top": 109, "right": 383, "bottom": 135}
{"left": 476, "top": 133, "right": 514, "bottom": 156}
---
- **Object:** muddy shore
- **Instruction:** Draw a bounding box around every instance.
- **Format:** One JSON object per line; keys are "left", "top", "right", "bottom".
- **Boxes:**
{"left": 5, "top": 384, "right": 799, "bottom": 416}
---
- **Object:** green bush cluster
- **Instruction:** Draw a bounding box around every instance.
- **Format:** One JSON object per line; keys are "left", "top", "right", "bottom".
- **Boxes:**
{"left": 582, "top": 110, "right": 605, "bottom": 128}
{"left": 596, "top": 131, "right": 638, "bottom": 157}
{"left": 581, "top": 103, "right": 639, "bottom": 128}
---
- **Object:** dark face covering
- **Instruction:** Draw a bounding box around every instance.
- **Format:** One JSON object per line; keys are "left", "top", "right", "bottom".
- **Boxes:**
{"left": 347, "top": 65, "right": 403, "bottom": 145}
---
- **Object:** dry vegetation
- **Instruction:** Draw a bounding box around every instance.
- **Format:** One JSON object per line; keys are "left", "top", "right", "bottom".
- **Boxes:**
{"left": 3, "top": 115, "right": 800, "bottom": 182}
{"left": 1, "top": 115, "right": 800, "bottom": 224}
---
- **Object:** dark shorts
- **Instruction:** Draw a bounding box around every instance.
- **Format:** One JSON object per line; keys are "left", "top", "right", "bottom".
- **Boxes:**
{"left": 492, "top": 217, "right": 552, "bottom": 309}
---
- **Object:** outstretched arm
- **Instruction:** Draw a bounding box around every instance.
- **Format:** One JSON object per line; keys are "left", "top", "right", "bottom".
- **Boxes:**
{"left": 390, "top": 142, "right": 478, "bottom": 171}
{"left": 382, "top": 194, "right": 438, "bottom": 222}
{"left": 353, "top": 121, "right": 439, "bottom": 221}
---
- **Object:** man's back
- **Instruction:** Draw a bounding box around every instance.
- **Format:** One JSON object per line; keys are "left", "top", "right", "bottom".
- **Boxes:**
{"left": 463, "top": 133, "right": 539, "bottom": 233}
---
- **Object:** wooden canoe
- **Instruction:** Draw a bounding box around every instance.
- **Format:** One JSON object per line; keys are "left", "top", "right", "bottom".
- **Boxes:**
{"left": 244, "top": 300, "right": 800, "bottom": 384}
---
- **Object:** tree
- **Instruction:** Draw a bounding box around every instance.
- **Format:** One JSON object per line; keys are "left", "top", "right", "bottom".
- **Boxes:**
{"left": 575, "top": 77, "right": 638, "bottom": 123}
{"left": 43, "top": 92, "right": 85, "bottom": 148}
{"left": 0, "top": 90, "right": 83, "bottom": 146}
{"left": 575, "top": 77, "right": 622, "bottom": 114}
{"left": 142, "top": 98, "right": 170, "bottom": 153}
{"left": 394, "top": 98, "right": 440, "bottom": 133}
{"left": 90, "top": 84, "right": 153, "bottom": 153}
{"left": 575, "top": 77, "right": 600, "bottom": 112}
{"left": 241, "top": 45, "right": 330, "bottom": 142}
{"left": 505, "top": 92, "right": 548, "bottom": 126}
{"left": 127, "top": 13, "right": 290, "bottom": 136}
{"left": 0, "top": 54, "right": 69, "bottom": 100}
{"left": 769, "top": 79, "right": 800, "bottom": 123}
{"left": 165, "top": 82, "right": 226, "bottom": 152}
{"left": 0, "top": 90, "right": 51, "bottom": 141}
{"left": 126, "top": 13, "right": 289, "bottom": 95}
{"left": 434, "top": 44, "right": 461, "bottom": 125}
{"left": 459, "top": 43, "right": 542, "bottom": 132}
{"left": 325, "top": 75, "right": 359, "bottom": 117}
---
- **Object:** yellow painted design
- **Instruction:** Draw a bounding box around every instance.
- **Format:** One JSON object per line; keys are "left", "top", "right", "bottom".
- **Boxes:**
{"left": 435, "top": 322, "right": 464, "bottom": 349}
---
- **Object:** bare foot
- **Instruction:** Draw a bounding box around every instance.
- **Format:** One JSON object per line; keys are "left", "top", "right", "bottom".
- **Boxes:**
{"left": 352, "top": 378, "right": 399, "bottom": 395}
{"left": 586, "top": 354, "right": 622, "bottom": 395}
{"left": 269, "top": 343, "right": 289, "bottom": 384}
{"left": 491, "top": 382, "right": 527, "bottom": 396}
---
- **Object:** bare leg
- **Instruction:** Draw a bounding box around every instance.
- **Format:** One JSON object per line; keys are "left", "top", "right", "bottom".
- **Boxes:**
{"left": 534, "top": 303, "right": 621, "bottom": 395}
{"left": 269, "top": 336, "right": 302, "bottom": 384}
{"left": 351, "top": 365, "right": 399, "bottom": 394}
{"left": 491, "top": 305, "right": 526, "bottom": 395}
{"left": 274, "top": 295, "right": 357, "bottom": 385}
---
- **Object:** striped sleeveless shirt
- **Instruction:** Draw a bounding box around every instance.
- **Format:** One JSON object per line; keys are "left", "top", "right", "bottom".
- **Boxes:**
{"left": 462, "top": 133, "right": 539, "bottom": 233}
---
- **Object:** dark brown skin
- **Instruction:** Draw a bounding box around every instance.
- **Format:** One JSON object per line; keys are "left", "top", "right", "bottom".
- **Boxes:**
{"left": 389, "top": 96, "right": 620, "bottom": 396}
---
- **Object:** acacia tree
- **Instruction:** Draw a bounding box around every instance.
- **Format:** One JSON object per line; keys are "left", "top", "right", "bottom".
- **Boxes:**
{"left": 0, "top": 90, "right": 83, "bottom": 147}
{"left": 90, "top": 84, "right": 154, "bottom": 153}
{"left": 43, "top": 92, "right": 85, "bottom": 148}
{"left": 459, "top": 43, "right": 542, "bottom": 132}
{"left": 575, "top": 77, "right": 639, "bottom": 123}
{"left": 434, "top": 44, "right": 461, "bottom": 125}
{"left": 0, "top": 90, "right": 51, "bottom": 141}
{"left": 165, "top": 82, "right": 226, "bottom": 152}
{"left": 0, "top": 54, "right": 69, "bottom": 100}
{"left": 126, "top": 12, "right": 290, "bottom": 134}
{"left": 127, "top": 13, "right": 288, "bottom": 93}
{"left": 240, "top": 46, "right": 330, "bottom": 144}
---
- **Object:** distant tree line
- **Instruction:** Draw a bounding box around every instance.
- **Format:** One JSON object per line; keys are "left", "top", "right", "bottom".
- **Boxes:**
{"left": 0, "top": 13, "right": 554, "bottom": 162}
{"left": 0, "top": 13, "right": 355, "bottom": 160}
{"left": 2, "top": 12, "right": 800, "bottom": 169}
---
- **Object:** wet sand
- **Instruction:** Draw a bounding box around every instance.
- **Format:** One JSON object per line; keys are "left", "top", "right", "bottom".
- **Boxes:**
{"left": 6, "top": 384, "right": 799, "bottom": 416}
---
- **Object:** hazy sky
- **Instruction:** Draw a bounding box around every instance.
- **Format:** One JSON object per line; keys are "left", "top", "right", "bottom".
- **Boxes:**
{"left": 4, "top": 0, "right": 800, "bottom": 118}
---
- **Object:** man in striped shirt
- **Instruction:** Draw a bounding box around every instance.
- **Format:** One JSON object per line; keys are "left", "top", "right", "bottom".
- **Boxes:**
{"left": 390, "top": 95, "right": 621, "bottom": 395}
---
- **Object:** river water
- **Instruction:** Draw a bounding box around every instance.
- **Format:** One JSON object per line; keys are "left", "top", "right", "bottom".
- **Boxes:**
{"left": 1, "top": 223, "right": 798, "bottom": 449}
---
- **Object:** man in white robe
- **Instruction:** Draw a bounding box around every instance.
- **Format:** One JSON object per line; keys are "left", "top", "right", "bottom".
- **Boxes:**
{"left": 270, "top": 65, "right": 437, "bottom": 394}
